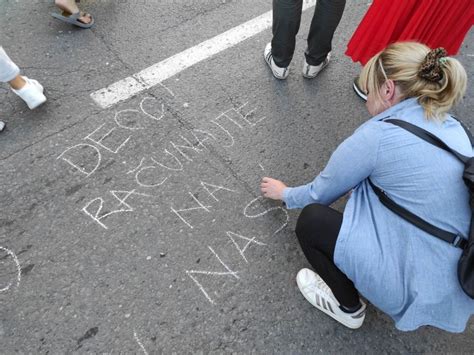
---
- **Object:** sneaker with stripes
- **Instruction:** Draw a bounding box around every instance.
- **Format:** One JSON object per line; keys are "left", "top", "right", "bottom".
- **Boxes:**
{"left": 263, "top": 42, "right": 289, "bottom": 80}
{"left": 302, "top": 52, "right": 331, "bottom": 79}
{"left": 296, "top": 268, "right": 366, "bottom": 329}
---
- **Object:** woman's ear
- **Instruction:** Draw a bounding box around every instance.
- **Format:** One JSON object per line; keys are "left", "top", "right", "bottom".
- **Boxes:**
{"left": 382, "top": 79, "right": 397, "bottom": 102}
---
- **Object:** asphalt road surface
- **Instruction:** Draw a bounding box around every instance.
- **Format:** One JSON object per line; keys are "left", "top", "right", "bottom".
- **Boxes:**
{"left": 1, "top": 0, "right": 473, "bottom": 353}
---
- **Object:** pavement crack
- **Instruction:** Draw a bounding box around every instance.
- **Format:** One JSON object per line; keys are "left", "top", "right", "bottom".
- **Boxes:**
{"left": 158, "top": 98, "right": 260, "bottom": 198}
{"left": 90, "top": 27, "right": 135, "bottom": 73}
{"left": 0, "top": 112, "right": 98, "bottom": 162}
{"left": 151, "top": 2, "right": 233, "bottom": 37}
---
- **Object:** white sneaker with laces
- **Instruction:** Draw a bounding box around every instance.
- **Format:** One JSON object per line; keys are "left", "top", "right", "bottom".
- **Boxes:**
{"left": 11, "top": 76, "right": 47, "bottom": 110}
{"left": 263, "top": 42, "right": 289, "bottom": 80}
{"left": 296, "top": 268, "right": 366, "bottom": 329}
{"left": 302, "top": 52, "right": 331, "bottom": 79}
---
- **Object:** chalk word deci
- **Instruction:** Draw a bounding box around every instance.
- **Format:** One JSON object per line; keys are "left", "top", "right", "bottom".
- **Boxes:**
{"left": 57, "top": 97, "right": 165, "bottom": 178}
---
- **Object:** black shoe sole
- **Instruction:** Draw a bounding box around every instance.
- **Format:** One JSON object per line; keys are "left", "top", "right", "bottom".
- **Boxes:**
{"left": 352, "top": 79, "right": 368, "bottom": 102}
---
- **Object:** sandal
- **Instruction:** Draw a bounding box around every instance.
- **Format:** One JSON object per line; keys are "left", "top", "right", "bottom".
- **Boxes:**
{"left": 51, "top": 10, "right": 94, "bottom": 29}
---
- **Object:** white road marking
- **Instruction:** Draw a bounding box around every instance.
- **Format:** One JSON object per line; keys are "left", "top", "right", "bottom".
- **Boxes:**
{"left": 90, "top": 0, "right": 316, "bottom": 108}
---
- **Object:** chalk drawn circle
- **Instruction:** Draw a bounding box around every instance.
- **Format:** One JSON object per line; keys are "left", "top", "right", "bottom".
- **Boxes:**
{"left": 0, "top": 247, "right": 21, "bottom": 293}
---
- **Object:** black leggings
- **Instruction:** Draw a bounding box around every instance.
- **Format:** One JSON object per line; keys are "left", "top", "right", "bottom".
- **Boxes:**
{"left": 295, "top": 203, "right": 360, "bottom": 308}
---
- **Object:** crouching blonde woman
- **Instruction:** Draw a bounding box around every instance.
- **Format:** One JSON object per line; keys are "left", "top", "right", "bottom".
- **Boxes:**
{"left": 261, "top": 42, "right": 474, "bottom": 331}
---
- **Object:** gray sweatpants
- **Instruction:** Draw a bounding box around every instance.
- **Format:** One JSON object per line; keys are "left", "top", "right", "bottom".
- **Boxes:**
{"left": 271, "top": 0, "right": 346, "bottom": 67}
{"left": 0, "top": 47, "right": 20, "bottom": 83}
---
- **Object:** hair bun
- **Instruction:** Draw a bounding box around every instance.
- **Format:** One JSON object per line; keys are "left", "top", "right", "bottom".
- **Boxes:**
{"left": 418, "top": 47, "right": 448, "bottom": 82}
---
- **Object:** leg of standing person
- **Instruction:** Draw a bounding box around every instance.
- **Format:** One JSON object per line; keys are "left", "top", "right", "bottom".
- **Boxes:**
{"left": 0, "top": 46, "right": 19, "bottom": 132}
{"left": 264, "top": 0, "right": 303, "bottom": 79}
{"left": 272, "top": 0, "right": 303, "bottom": 68}
{"left": 0, "top": 47, "right": 20, "bottom": 84}
{"left": 295, "top": 203, "right": 360, "bottom": 308}
{"left": 303, "top": 0, "right": 346, "bottom": 78}
{"left": 0, "top": 47, "right": 47, "bottom": 132}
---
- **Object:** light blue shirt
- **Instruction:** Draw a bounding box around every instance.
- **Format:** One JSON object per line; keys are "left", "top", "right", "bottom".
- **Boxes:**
{"left": 283, "top": 98, "right": 474, "bottom": 332}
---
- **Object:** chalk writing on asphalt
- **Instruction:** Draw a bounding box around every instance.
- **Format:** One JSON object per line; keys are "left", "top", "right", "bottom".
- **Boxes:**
{"left": 0, "top": 246, "right": 21, "bottom": 293}
{"left": 56, "top": 89, "right": 288, "bottom": 305}
{"left": 58, "top": 92, "right": 265, "bottom": 230}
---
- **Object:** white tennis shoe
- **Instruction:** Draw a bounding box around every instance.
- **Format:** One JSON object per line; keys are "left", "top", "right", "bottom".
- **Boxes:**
{"left": 11, "top": 76, "right": 47, "bottom": 110}
{"left": 263, "top": 42, "right": 289, "bottom": 80}
{"left": 302, "top": 52, "right": 331, "bottom": 79}
{"left": 296, "top": 268, "right": 366, "bottom": 329}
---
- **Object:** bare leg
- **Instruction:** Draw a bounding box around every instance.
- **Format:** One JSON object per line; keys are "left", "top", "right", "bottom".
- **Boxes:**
{"left": 0, "top": 47, "right": 46, "bottom": 110}
{"left": 54, "top": 0, "right": 92, "bottom": 24}
{"left": 9, "top": 75, "right": 26, "bottom": 90}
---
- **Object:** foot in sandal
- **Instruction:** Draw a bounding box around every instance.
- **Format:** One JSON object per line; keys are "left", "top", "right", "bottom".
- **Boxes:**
{"left": 52, "top": 0, "right": 94, "bottom": 28}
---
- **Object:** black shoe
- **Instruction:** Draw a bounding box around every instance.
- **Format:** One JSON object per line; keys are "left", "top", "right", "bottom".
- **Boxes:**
{"left": 353, "top": 76, "right": 367, "bottom": 101}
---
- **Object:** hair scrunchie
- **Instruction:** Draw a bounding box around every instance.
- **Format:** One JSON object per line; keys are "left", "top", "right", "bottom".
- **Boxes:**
{"left": 418, "top": 47, "right": 448, "bottom": 82}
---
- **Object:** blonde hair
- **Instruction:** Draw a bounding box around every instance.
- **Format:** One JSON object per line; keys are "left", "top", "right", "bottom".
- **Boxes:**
{"left": 359, "top": 42, "right": 467, "bottom": 120}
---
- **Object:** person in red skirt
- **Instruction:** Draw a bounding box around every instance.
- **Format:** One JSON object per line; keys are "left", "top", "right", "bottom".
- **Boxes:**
{"left": 346, "top": 0, "right": 473, "bottom": 100}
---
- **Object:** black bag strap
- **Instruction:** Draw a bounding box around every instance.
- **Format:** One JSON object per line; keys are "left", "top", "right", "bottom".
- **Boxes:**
{"left": 368, "top": 118, "right": 471, "bottom": 249}
{"left": 368, "top": 179, "right": 467, "bottom": 249}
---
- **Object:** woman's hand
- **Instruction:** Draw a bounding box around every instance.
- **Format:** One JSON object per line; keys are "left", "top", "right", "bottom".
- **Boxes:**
{"left": 260, "top": 177, "right": 287, "bottom": 201}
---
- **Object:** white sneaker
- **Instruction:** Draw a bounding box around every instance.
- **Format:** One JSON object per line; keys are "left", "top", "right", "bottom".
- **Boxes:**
{"left": 296, "top": 268, "right": 366, "bottom": 329}
{"left": 11, "top": 76, "right": 47, "bottom": 110}
{"left": 302, "top": 52, "right": 331, "bottom": 79}
{"left": 0, "top": 121, "right": 5, "bottom": 132}
{"left": 263, "top": 42, "right": 289, "bottom": 80}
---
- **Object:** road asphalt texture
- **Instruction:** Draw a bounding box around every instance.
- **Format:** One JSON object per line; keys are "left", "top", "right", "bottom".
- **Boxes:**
{"left": 1, "top": 0, "right": 473, "bottom": 353}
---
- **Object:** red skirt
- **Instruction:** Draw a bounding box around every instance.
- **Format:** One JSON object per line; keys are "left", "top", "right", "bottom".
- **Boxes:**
{"left": 346, "top": 0, "right": 474, "bottom": 65}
